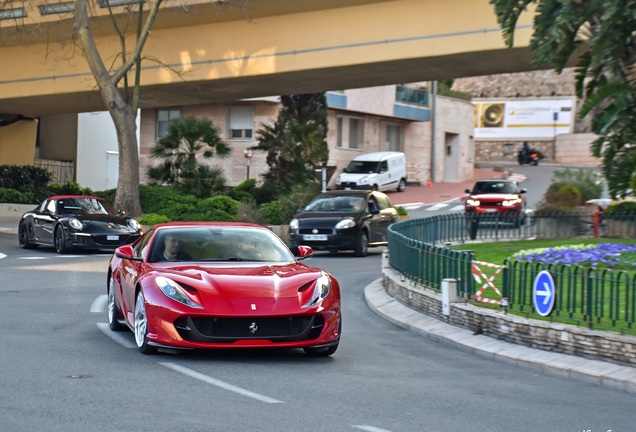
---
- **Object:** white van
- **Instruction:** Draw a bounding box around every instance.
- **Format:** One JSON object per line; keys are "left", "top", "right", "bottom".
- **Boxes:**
{"left": 335, "top": 151, "right": 407, "bottom": 192}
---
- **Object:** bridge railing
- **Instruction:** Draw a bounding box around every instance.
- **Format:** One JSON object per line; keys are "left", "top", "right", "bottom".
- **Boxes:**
{"left": 387, "top": 212, "right": 636, "bottom": 332}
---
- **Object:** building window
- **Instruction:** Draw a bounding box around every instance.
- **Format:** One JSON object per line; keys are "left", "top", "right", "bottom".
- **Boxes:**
{"left": 349, "top": 118, "right": 363, "bottom": 149}
{"left": 396, "top": 85, "right": 429, "bottom": 106}
{"left": 229, "top": 106, "right": 253, "bottom": 140}
{"left": 156, "top": 109, "right": 180, "bottom": 138}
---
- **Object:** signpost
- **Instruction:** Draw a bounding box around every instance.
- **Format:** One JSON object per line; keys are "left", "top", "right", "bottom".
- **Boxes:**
{"left": 533, "top": 270, "right": 556, "bottom": 317}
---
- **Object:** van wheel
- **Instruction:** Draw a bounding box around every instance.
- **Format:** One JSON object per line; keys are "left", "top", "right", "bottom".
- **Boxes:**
{"left": 371, "top": 185, "right": 378, "bottom": 191}
{"left": 397, "top": 178, "right": 406, "bottom": 192}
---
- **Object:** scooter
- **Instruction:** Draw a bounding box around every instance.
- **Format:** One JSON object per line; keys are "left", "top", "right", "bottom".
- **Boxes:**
{"left": 518, "top": 149, "right": 539, "bottom": 166}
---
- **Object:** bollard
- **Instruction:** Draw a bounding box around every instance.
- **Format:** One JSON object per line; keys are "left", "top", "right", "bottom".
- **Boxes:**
{"left": 441, "top": 278, "right": 458, "bottom": 316}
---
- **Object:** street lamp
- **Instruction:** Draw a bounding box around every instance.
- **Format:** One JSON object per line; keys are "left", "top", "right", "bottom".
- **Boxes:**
{"left": 243, "top": 148, "right": 253, "bottom": 180}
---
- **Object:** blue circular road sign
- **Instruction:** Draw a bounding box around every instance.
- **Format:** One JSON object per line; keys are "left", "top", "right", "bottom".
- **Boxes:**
{"left": 533, "top": 271, "right": 556, "bottom": 317}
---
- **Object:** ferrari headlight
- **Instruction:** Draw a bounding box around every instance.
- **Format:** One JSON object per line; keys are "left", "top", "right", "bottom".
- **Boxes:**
{"left": 290, "top": 218, "right": 299, "bottom": 230}
{"left": 302, "top": 273, "right": 331, "bottom": 308}
{"left": 335, "top": 218, "right": 355, "bottom": 229}
{"left": 69, "top": 218, "right": 83, "bottom": 230}
{"left": 466, "top": 199, "right": 480, "bottom": 207}
{"left": 155, "top": 276, "right": 203, "bottom": 309}
{"left": 127, "top": 219, "right": 141, "bottom": 231}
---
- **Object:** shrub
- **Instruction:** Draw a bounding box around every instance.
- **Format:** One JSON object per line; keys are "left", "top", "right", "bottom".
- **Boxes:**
{"left": 138, "top": 213, "right": 170, "bottom": 226}
{"left": 234, "top": 201, "right": 267, "bottom": 224}
{"left": 48, "top": 181, "right": 94, "bottom": 196}
{"left": 0, "top": 188, "right": 36, "bottom": 204}
{"left": 0, "top": 165, "right": 51, "bottom": 192}
{"left": 396, "top": 206, "right": 408, "bottom": 216}
{"left": 604, "top": 201, "right": 636, "bottom": 215}
{"left": 544, "top": 183, "right": 582, "bottom": 207}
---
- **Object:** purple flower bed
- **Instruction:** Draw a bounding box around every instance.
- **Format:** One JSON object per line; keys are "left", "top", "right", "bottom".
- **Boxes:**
{"left": 515, "top": 243, "right": 636, "bottom": 268}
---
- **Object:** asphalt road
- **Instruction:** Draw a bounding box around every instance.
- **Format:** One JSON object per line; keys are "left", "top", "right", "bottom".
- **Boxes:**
{"left": 0, "top": 230, "right": 633, "bottom": 432}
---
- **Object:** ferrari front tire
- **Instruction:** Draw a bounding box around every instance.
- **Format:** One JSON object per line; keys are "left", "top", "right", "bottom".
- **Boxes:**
{"left": 134, "top": 290, "right": 157, "bottom": 354}
{"left": 107, "top": 278, "right": 126, "bottom": 331}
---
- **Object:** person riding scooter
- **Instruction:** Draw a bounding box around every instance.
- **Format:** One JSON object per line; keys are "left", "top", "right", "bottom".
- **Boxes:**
{"left": 518, "top": 142, "right": 539, "bottom": 165}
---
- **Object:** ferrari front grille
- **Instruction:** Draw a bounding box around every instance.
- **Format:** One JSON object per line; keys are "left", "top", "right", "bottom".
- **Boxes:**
{"left": 174, "top": 315, "right": 325, "bottom": 343}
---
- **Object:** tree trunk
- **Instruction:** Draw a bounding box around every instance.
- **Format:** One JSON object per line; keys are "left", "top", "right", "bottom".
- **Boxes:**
{"left": 92, "top": 79, "right": 143, "bottom": 217}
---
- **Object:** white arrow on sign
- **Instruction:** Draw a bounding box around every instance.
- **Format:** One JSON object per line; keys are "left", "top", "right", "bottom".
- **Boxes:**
{"left": 536, "top": 282, "right": 552, "bottom": 305}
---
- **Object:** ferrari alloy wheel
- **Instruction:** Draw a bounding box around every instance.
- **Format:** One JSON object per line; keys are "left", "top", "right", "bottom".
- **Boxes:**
{"left": 18, "top": 221, "right": 36, "bottom": 249}
{"left": 54, "top": 226, "right": 68, "bottom": 254}
{"left": 107, "top": 278, "right": 125, "bottom": 331}
{"left": 303, "top": 343, "right": 339, "bottom": 357}
{"left": 354, "top": 231, "right": 368, "bottom": 257}
{"left": 134, "top": 290, "right": 157, "bottom": 354}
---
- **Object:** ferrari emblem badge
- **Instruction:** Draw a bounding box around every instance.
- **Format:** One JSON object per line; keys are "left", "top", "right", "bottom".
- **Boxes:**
{"left": 249, "top": 322, "right": 258, "bottom": 334}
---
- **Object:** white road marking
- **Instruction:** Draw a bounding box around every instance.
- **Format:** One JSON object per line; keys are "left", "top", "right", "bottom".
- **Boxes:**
{"left": 18, "top": 256, "right": 48, "bottom": 260}
{"left": 426, "top": 203, "right": 448, "bottom": 211}
{"left": 352, "top": 426, "right": 393, "bottom": 432}
{"left": 96, "top": 323, "right": 136, "bottom": 349}
{"left": 91, "top": 294, "right": 107, "bottom": 313}
{"left": 160, "top": 362, "right": 284, "bottom": 404}
{"left": 0, "top": 252, "right": 5, "bottom": 260}
{"left": 399, "top": 202, "right": 424, "bottom": 210}
{"left": 449, "top": 205, "right": 465, "bottom": 212}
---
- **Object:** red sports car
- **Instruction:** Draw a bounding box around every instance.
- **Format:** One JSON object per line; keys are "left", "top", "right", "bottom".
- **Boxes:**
{"left": 107, "top": 222, "right": 341, "bottom": 356}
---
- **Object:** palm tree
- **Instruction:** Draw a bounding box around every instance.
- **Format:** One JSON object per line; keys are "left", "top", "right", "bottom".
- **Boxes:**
{"left": 147, "top": 116, "right": 231, "bottom": 197}
{"left": 490, "top": 0, "right": 636, "bottom": 197}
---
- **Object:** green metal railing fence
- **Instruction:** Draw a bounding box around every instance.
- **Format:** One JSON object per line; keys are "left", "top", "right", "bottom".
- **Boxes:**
{"left": 387, "top": 212, "right": 636, "bottom": 333}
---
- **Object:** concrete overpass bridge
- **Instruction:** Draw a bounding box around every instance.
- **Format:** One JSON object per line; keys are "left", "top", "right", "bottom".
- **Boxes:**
{"left": 0, "top": 0, "right": 535, "bottom": 118}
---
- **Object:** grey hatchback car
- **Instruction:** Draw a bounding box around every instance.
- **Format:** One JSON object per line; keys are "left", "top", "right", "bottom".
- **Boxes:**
{"left": 288, "top": 190, "right": 398, "bottom": 256}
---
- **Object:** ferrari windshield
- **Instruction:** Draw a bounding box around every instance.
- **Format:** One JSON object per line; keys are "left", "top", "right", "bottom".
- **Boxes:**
{"left": 146, "top": 226, "right": 295, "bottom": 263}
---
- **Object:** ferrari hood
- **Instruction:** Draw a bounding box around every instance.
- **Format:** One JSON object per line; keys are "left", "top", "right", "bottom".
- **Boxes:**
{"left": 155, "top": 264, "right": 327, "bottom": 313}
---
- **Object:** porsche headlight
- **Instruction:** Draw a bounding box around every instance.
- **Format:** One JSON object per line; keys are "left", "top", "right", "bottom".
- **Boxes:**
{"left": 335, "top": 218, "right": 355, "bottom": 229}
{"left": 127, "top": 219, "right": 141, "bottom": 231}
{"left": 302, "top": 273, "right": 331, "bottom": 308}
{"left": 290, "top": 218, "right": 299, "bottom": 230}
{"left": 155, "top": 276, "right": 203, "bottom": 309}
{"left": 69, "top": 218, "right": 83, "bottom": 230}
{"left": 466, "top": 199, "right": 480, "bottom": 207}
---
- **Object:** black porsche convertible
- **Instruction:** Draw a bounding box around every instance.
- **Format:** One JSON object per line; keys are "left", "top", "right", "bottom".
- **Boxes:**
{"left": 18, "top": 195, "right": 142, "bottom": 254}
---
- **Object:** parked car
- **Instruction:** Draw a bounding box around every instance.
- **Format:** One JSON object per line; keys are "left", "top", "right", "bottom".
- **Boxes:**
{"left": 18, "top": 195, "right": 142, "bottom": 253}
{"left": 107, "top": 222, "right": 341, "bottom": 356}
{"left": 464, "top": 179, "right": 527, "bottom": 227}
{"left": 335, "top": 151, "right": 407, "bottom": 192}
{"left": 289, "top": 190, "right": 399, "bottom": 257}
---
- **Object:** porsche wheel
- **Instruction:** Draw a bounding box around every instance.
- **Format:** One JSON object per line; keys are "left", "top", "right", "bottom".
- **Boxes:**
{"left": 18, "top": 221, "right": 36, "bottom": 249}
{"left": 134, "top": 290, "right": 157, "bottom": 354}
{"left": 354, "top": 231, "right": 368, "bottom": 257}
{"left": 304, "top": 343, "right": 338, "bottom": 357}
{"left": 54, "top": 226, "right": 68, "bottom": 254}
{"left": 107, "top": 277, "right": 126, "bottom": 331}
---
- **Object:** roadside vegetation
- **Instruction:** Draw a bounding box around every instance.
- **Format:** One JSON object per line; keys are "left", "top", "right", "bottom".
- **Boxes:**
{"left": 0, "top": 93, "right": 329, "bottom": 227}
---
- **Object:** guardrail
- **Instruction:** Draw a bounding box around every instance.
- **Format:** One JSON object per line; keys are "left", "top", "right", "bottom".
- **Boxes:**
{"left": 388, "top": 212, "right": 636, "bottom": 333}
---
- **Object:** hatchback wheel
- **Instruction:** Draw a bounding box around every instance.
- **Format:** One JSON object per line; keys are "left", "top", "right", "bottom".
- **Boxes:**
{"left": 354, "top": 231, "right": 368, "bottom": 257}
{"left": 134, "top": 290, "right": 157, "bottom": 354}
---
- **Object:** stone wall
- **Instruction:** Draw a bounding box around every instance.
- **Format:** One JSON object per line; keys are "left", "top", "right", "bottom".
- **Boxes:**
{"left": 382, "top": 264, "right": 636, "bottom": 368}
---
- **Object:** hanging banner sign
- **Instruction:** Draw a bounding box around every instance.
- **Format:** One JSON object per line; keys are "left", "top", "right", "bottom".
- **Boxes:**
{"left": 473, "top": 98, "right": 576, "bottom": 140}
